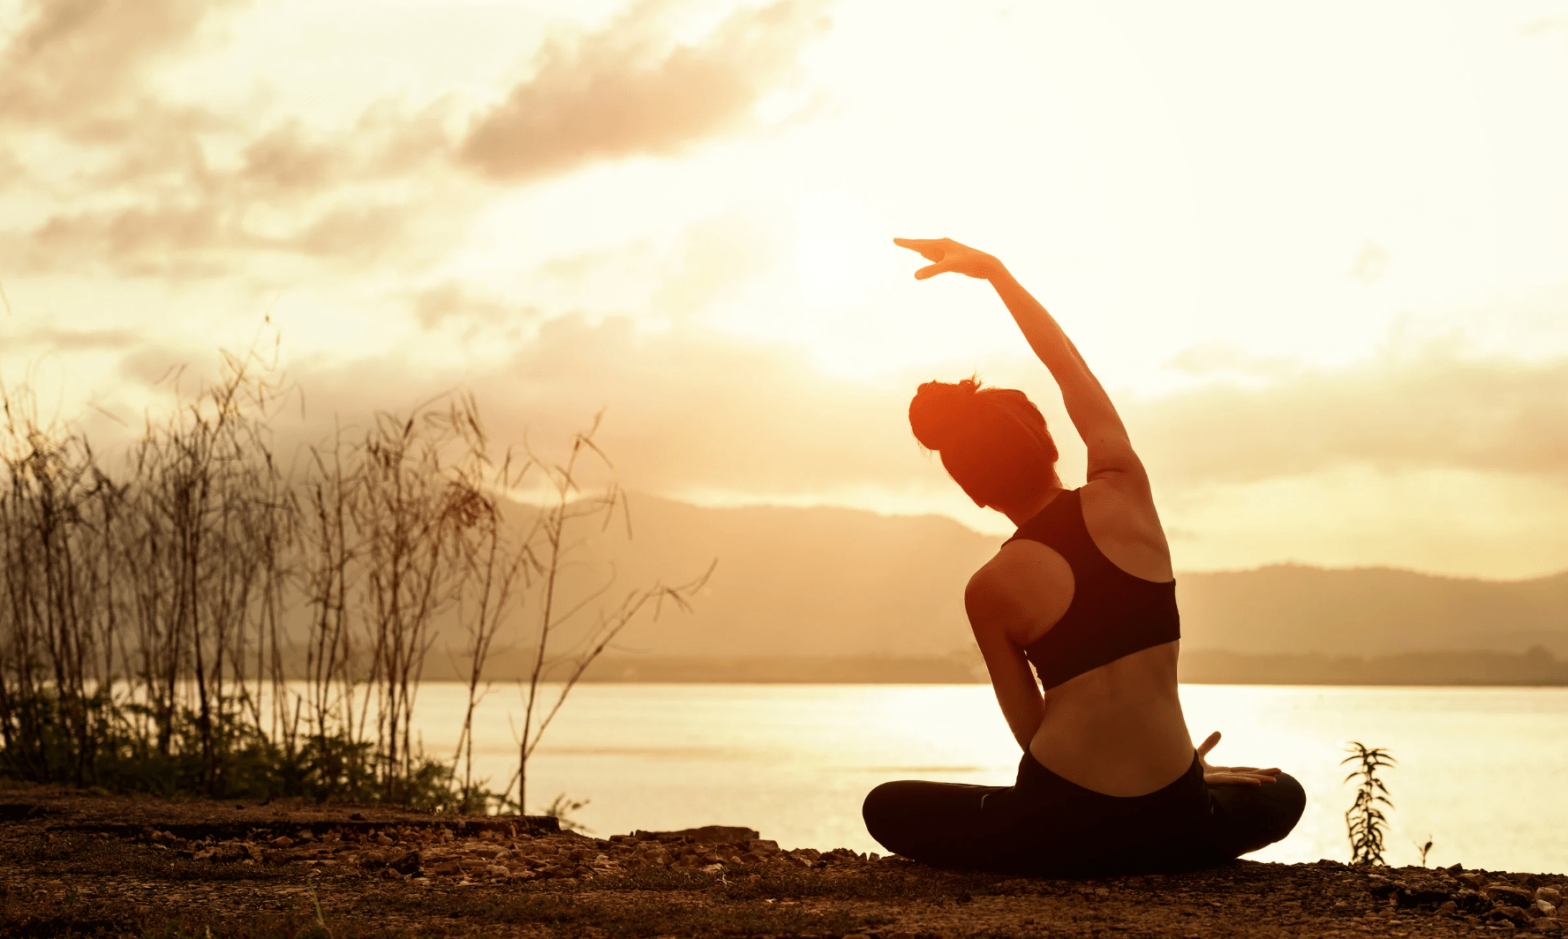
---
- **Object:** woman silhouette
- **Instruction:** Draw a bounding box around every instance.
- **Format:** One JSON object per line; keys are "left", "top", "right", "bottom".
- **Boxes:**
{"left": 863, "top": 238, "right": 1305, "bottom": 874}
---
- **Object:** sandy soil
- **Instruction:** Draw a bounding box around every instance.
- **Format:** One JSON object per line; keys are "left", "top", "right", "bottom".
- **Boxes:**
{"left": 1, "top": 784, "right": 1563, "bottom": 938}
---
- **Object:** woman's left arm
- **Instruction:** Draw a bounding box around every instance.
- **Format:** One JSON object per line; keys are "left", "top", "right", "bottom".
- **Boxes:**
{"left": 965, "top": 568, "right": 1045, "bottom": 750}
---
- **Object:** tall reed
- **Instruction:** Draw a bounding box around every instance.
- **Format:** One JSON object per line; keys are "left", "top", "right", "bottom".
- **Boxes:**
{"left": 0, "top": 340, "right": 701, "bottom": 812}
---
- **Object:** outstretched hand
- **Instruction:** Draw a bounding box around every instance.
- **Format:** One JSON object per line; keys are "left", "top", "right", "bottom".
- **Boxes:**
{"left": 1197, "top": 731, "right": 1280, "bottom": 787}
{"left": 894, "top": 237, "right": 1003, "bottom": 281}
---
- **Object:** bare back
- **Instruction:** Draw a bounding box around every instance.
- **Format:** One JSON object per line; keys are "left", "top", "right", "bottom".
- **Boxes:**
{"left": 978, "top": 474, "right": 1194, "bottom": 796}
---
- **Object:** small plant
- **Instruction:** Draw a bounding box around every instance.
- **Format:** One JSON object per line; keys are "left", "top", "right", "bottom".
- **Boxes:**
{"left": 1342, "top": 741, "right": 1395, "bottom": 866}
{"left": 1417, "top": 836, "right": 1434, "bottom": 867}
{"left": 541, "top": 793, "right": 591, "bottom": 833}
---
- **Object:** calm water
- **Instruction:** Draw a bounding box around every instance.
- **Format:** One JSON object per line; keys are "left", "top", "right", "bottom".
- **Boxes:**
{"left": 406, "top": 683, "right": 1567, "bottom": 874}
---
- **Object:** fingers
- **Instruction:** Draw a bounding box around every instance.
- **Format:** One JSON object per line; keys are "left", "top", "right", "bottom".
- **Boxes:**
{"left": 893, "top": 237, "right": 947, "bottom": 262}
{"left": 1215, "top": 772, "right": 1278, "bottom": 784}
{"left": 1210, "top": 762, "right": 1282, "bottom": 776}
{"left": 914, "top": 262, "right": 953, "bottom": 280}
{"left": 1205, "top": 774, "right": 1264, "bottom": 787}
{"left": 1197, "top": 731, "right": 1221, "bottom": 758}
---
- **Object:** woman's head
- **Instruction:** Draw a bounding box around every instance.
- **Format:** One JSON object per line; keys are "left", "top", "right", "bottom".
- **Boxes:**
{"left": 908, "top": 377, "right": 1059, "bottom": 510}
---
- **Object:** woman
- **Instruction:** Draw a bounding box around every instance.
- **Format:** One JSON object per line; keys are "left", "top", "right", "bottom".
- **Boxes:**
{"left": 863, "top": 237, "right": 1305, "bottom": 876}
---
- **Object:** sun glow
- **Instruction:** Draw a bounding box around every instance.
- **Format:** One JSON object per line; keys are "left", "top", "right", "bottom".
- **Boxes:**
{"left": 794, "top": 192, "right": 893, "bottom": 310}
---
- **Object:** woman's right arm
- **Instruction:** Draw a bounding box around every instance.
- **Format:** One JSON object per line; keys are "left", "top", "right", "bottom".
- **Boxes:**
{"left": 895, "top": 238, "right": 1144, "bottom": 485}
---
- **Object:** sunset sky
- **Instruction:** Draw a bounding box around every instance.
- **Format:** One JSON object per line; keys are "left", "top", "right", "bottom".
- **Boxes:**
{"left": 3, "top": 0, "right": 1568, "bottom": 578}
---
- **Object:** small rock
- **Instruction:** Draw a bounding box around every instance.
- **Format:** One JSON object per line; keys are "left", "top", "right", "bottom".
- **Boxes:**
{"left": 376, "top": 834, "right": 395, "bottom": 847}
{"left": 1536, "top": 920, "right": 1565, "bottom": 936}
{"left": 389, "top": 850, "right": 421, "bottom": 876}
{"left": 1494, "top": 906, "right": 1532, "bottom": 927}
{"left": 1460, "top": 872, "right": 1489, "bottom": 890}
{"left": 645, "top": 825, "right": 759, "bottom": 844}
{"left": 1489, "top": 885, "right": 1537, "bottom": 909}
{"left": 1438, "top": 901, "right": 1459, "bottom": 916}
{"left": 1538, "top": 901, "right": 1560, "bottom": 919}
{"left": 271, "top": 835, "right": 293, "bottom": 849}
{"left": 1094, "top": 887, "right": 1110, "bottom": 899}
{"left": 1456, "top": 889, "right": 1493, "bottom": 914}
{"left": 1541, "top": 888, "right": 1565, "bottom": 906}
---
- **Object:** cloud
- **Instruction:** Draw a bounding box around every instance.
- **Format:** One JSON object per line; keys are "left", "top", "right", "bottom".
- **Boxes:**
{"left": 1129, "top": 342, "right": 1568, "bottom": 485}
{"left": 411, "top": 282, "right": 543, "bottom": 333}
{"left": 460, "top": 0, "right": 829, "bottom": 182}
{"left": 89, "top": 296, "right": 1568, "bottom": 519}
{"left": 1347, "top": 240, "right": 1390, "bottom": 285}
{"left": 1164, "top": 343, "right": 1295, "bottom": 378}
{"left": 526, "top": 207, "right": 788, "bottom": 324}
{"left": 5, "top": 326, "right": 143, "bottom": 353}
{"left": 0, "top": 0, "right": 242, "bottom": 134}
{"left": 5, "top": 162, "right": 452, "bottom": 278}
{"left": 0, "top": 0, "right": 462, "bottom": 278}
{"left": 239, "top": 103, "right": 455, "bottom": 198}
{"left": 118, "top": 312, "right": 920, "bottom": 506}
{"left": 17, "top": 201, "right": 231, "bottom": 278}
{"left": 2, "top": 0, "right": 821, "bottom": 280}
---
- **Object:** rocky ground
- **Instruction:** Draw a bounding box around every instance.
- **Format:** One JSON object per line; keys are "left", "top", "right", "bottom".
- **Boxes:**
{"left": 1, "top": 785, "right": 1564, "bottom": 938}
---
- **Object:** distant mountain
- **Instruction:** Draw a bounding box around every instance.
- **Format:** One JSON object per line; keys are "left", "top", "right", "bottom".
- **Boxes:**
{"left": 501, "top": 494, "right": 995, "bottom": 660}
{"left": 1177, "top": 564, "right": 1568, "bottom": 658}
{"left": 535, "top": 495, "right": 1568, "bottom": 662}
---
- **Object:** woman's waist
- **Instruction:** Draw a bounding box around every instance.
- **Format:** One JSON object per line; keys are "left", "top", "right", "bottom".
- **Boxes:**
{"left": 1027, "top": 691, "right": 1194, "bottom": 797}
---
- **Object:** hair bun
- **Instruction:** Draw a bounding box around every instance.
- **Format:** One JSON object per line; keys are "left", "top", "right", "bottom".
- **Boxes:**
{"left": 908, "top": 377, "right": 981, "bottom": 450}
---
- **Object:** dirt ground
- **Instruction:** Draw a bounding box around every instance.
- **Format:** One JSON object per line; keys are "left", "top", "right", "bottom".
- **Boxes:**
{"left": 1, "top": 784, "right": 1563, "bottom": 938}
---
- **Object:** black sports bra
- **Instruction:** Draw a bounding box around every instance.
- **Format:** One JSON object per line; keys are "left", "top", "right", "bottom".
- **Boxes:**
{"left": 1004, "top": 488, "right": 1180, "bottom": 690}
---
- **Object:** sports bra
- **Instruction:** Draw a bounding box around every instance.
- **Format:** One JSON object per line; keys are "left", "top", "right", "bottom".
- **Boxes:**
{"left": 1004, "top": 488, "right": 1180, "bottom": 690}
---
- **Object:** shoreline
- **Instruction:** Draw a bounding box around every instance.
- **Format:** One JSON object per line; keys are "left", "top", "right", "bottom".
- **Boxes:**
{"left": 2, "top": 784, "right": 1563, "bottom": 937}
{"left": 397, "top": 650, "right": 1568, "bottom": 686}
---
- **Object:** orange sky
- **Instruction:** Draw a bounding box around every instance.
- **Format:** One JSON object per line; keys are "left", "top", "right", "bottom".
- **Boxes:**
{"left": 3, "top": 0, "right": 1568, "bottom": 577}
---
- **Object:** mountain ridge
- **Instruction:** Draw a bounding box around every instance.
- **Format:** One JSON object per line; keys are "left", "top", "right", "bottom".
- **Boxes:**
{"left": 506, "top": 492, "right": 1568, "bottom": 663}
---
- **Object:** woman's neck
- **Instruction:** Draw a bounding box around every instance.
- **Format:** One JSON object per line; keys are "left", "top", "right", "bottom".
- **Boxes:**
{"left": 1000, "top": 483, "right": 1065, "bottom": 527}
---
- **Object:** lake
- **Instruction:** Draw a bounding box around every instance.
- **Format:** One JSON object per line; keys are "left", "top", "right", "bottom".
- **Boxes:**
{"left": 405, "top": 682, "right": 1567, "bottom": 874}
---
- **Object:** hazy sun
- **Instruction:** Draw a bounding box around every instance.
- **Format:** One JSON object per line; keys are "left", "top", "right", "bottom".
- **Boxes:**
{"left": 794, "top": 192, "right": 892, "bottom": 310}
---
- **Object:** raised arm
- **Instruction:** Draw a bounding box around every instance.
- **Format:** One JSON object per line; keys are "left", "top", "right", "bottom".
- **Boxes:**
{"left": 895, "top": 237, "right": 1142, "bottom": 483}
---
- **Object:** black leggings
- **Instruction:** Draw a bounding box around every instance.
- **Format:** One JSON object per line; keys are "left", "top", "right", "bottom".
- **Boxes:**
{"left": 862, "top": 752, "right": 1305, "bottom": 876}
